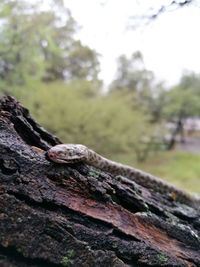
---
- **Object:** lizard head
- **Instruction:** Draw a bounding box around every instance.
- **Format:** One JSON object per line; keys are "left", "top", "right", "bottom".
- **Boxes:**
{"left": 47, "top": 144, "right": 88, "bottom": 163}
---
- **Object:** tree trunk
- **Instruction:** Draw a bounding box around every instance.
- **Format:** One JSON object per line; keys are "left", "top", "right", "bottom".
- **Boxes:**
{"left": 167, "top": 115, "right": 185, "bottom": 150}
{"left": 0, "top": 95, "right": 200, "bottom": 267}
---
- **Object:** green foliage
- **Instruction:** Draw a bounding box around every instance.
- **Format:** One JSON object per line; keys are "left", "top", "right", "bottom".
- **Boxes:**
{"left": 136, "top": 151, "right": 200, "bottom": 193}
{"left": 164, "top": 71, "right": 200, "bottom": 120}
{"left": 164, "top": 86, "right": 200, "bottom": 119}
{"left": 157, "top": 254, "right": 168, "bottom": 263}
{"left": 110, "top": 51, "right": 154, "bottom": 92}
{"left": 0, "top": 0, "right": 199, "bottom": 201}
{"left": 0, "top": 0, "right": 100, "bottom": 91}
{"left": 61, "top": 249, "right": 75, "bottom": 266}
{"left": 65, "top": 41, "right": 100, "bottom": 81}
{"left": 112, "top": 150, "right": 200, "bottom": 193}
{"left": 110, "top": 51, "right": 167, "bottom": 125}
{"left": 20, "top": 81, "right": 155, "bottom": 159}
{"left": 179, "top": 71, "right": 200, "bottom": 92}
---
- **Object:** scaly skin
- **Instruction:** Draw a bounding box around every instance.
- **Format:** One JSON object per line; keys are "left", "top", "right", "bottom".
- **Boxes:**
{"left": 47, "top": 144, "right": 200, "bottom": 208}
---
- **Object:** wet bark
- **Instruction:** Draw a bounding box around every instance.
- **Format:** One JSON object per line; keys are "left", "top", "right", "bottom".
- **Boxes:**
{"left": 0, "top": 95, "right": 200, "bottom": 267}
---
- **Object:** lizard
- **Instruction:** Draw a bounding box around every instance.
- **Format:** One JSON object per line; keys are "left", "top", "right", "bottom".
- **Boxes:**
{"left": 47, "top": 144, "right": 200, "bottom": 208}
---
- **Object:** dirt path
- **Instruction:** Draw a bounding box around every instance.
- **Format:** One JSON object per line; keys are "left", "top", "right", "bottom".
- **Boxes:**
{"left": 176, "top": 136, "right": 200, "bottom": 153}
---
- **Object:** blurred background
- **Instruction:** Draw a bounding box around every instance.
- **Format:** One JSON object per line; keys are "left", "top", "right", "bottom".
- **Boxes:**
{"left": 1, "top": 0, "right": 200, "bottom": 192}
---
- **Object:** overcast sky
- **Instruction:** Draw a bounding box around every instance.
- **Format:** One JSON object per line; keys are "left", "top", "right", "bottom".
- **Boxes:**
{"left": 65, "top": 0, "right": 200, "bottom": 87}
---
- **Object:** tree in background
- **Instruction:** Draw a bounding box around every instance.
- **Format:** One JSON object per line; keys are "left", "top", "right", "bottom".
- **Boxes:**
{"left": 2, "top": 0, "right": 200, "bottom": 162}
{"left": 23, "top": 83, "right": 154, "bottom": 162}
{"left": 0, "top": 0, "right": 100, "bottom": 90}
{"left": 110, "top": 51, "right": 153, "bottom": 93}
{"left": 163, "top": 71, "right": 200, "bottom": 149}
{"left": 64, "top": 41, "right": 100, "bottom": 81}
{"left": 109, "top": 52, "right": 168, "bottom": 159}
{"left": 110, "top": 51, "right": 167, "bottom": 123}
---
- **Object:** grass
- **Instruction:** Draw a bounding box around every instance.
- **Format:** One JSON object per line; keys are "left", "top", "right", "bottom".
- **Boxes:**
{"left": 112, "top": 150, "right": 200, "bottom": 194}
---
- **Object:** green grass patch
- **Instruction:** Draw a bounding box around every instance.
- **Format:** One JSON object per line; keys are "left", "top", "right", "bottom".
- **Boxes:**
{"left": 112, "top": 151, "right": 200, "bottom": 193}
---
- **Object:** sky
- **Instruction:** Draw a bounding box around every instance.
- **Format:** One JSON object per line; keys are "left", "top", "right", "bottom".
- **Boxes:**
{"left": 65, "top": 0, "right": 200, "bottom": 87}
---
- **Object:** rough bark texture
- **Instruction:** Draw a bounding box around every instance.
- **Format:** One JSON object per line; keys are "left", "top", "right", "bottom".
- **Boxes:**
{"left": 0, "top": 96, "right": 200, "bottom": 267}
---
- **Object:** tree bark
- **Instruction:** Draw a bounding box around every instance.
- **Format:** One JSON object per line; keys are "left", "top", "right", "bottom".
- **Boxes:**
{"left": 0, "top": 95, "right": 200, "bottom": 267}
